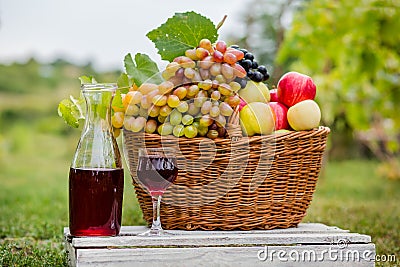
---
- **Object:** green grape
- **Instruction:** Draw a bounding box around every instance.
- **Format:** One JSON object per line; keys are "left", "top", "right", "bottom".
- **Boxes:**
{"left": 209, "top": 63, "right": 221, "bottom": 76}
{"left": 173, "top": 86, "right": 187, "bottom": 100}
{"left": 192, "top": 121, "right": 200, "bottom": 129}
{"left": 177, "top": 101, "right": 189, "bottom": 113}
{"left": 173, "top": 124, "right": 185, "bottom": 137}
{"left": 141, "top": 95, "right": 152, "bottom": 109}
{"left": 123, "top": 91, "right": 143, "bottom": 107}
{"left": 159, "top": 105, "right": 172, "bottom": 117}
{"left": 182, "top": 114, "right": 194, "bottom": 126}
{"left": 197, "top": 126, "right": 208, "bottom": 136}
{"left": 201, "top": 100, "right": 212, "bottom": 115}
{"left": 210, "top": 106, "right": 220, "bottom": 118}
{"left": 194, "top": 90, "right": 208, "bottom": 108}
{"left": 229, "top": 81, "right": 241, "bottom": 92}
{"left": 215, "top": 74, "right": 226, "bottom": 84}
{"left": 148, "top": 105, "right": 160, "bottom": 117}
{"left": 152, "top": 95, "right": 168, "bottom": 106}
{"left": 192, "top": 70, "right": 202, "bottom": 82}
{"left": 199, "top": 115, "right": 213, "bottom": 127}
{"left": 157, "top": 122, "right": 173, "bottom": 136}
{"left": 207, "top": 129, "right": 219, "bottom": 139}
{"left": 215, "top": 114, "right": 227, "bottom": 128}
{"left": 164, "top": 62, "right": 180, "bottom": 76}
{"left": 218, "top": 84, "right": 233, "bottom": 96}
{"left": 162, "top": 69, "right": 174, "bottom": 80}
{"left": 210, "top": 90, "right": 221, "bottom": 101}
{"left": 123, "top": 116, "right": 135, "bottom": 131}
{"left": 219, "top": 102, "right": 234, "bottom": 116}
{"left": 167, "top": 95, "right": 180, "bottom": 108}
{"left": 169, "top": 109, "right": 183, "bottom": 126}
{"left": 125, "top": 116, "right": 146, "bottom": 132}
{"left": 221, "top": 63, "right": 235, "bottom": 80}
{"left": 125, "top": 104, "right": 140, "bottom": 116}
{"left": 158, "top": 81, "right": 174, "bottom": 95}
{"left": 139, "top": 107, "right": 148, "bottom": 118}
{"left": 187, "top": 84, "right": 199, "bottom": 98}
{"left": 185, "top": 48, "right": 198, "bottom": 60}
{"left": 184, "top": 68, "right": 196, "bottom": 79}
{"left": 112, "top": 112, "right": 124, "bottom": 129}
{"left": 199, "top": 68, "right": 211, "bottom": 80}
{"left": 184, "top": 125, "right": 198, "bottom": 138}
{"left": 145, "top": 119, "right": 157, "bottom": 134}
{"left": 187, "top": 103, "right": 200, "bottom": 116}
{"left": 198, "top": 80, "right": 212, "bottom": 90}
{"left": 158, "top": 115, "right": 167, "bottom": 123}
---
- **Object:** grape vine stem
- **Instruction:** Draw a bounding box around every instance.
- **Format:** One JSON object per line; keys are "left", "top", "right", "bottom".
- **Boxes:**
{"left": 216, "top": 15, "right": 227, "bottom": 31}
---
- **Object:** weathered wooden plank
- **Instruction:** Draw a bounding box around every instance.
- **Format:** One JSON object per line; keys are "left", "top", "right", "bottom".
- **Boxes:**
{"left": 75, "top": 244, "right": 376, "bottom": 267}
{"left": 64, "top": 224, "right": 376, "bottom": 267}
{"left": 117, "top": 223, "right": 350, "bottom": 235}
{"left": 63, "top": 223, "right": 348, "bottom": 238}
{"left": 69, "top": 232, "right": 371, "bottom": 248}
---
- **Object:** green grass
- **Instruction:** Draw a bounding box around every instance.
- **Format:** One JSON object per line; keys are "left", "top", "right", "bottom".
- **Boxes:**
{"left": 0, "top": 125, "right": 399, "bottom": 266}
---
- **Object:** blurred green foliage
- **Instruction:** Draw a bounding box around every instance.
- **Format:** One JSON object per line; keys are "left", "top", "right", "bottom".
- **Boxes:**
{"left": 232, "top": 0, "right": 400, "bottom": 176}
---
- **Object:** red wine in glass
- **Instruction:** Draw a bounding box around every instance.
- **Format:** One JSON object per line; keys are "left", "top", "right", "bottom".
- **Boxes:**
{"left": 136, "top": 147, "right": 178, "bottom": 236}
{"left": 137, "top": 156, "right": 178, "bottom": 196}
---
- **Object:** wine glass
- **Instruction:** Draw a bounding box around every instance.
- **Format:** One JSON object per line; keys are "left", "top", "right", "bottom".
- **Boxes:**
{"left": 136, "top": 147, "right": 178, "bottom": 236}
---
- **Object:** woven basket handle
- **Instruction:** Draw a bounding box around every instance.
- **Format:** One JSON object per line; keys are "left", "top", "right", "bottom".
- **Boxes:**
{"left": 227, "top": 106, "right": 242, "bottom": 141}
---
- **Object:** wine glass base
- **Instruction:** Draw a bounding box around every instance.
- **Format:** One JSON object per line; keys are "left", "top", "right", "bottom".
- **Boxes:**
{"left": 138, "top": 228, "right": 174, "bottom": 237}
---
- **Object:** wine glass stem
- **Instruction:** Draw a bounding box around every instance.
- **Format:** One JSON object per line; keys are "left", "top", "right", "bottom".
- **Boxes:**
{"left": 150, "top": 195, "right": 162, "bottom": 232}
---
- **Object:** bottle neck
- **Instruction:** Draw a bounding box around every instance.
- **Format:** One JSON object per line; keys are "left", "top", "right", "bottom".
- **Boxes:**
{"left": 82, "top": 90, "right": 113, "bottom": 133}
{"left": 71, "top": 84, "right": 121, "bottom": 170}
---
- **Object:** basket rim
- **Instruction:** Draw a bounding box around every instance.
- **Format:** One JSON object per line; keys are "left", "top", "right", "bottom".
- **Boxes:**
{"left": 123, "top": 126, "right": 330, "bottom": 142}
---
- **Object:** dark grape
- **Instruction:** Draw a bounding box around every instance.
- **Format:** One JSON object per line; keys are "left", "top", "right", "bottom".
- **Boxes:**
{"left": 263, "top": 72, "right": 270, "bottom": 81}
{"left": 247, "top": 70, "right": 255, "bottom": 79}
{"left": 209, "top": 123, "right": 218, "bottom": 131}
{"left": 239, "top": 48, "right": 248, "bottom": 54}
{"left": 240, "top": 59, "right": 253, "bottom": 71}
{"left": 252, "top": 71, "right": 264, "bottom": 82}
{"left": 230, "top": 44, "right": 240, "bottom": 49}
{"left": 244, "top": 53, "right": 254, "bottom": 61}
{"left": 234, "top": 77, "right": 248, "bottom": 88}
{"left": 217, "top": 127, "right": 226, "bottom": 137}
{"left": 257, "top": 65, "right": 267, "bottom": 75}
{"left": 252, "top": 61, "right": 259, "bottom": 69}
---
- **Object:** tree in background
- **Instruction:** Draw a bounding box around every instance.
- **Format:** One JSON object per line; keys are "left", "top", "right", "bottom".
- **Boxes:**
{"left": 227, "top": 0, "right": 304, "bottom": 85}
{"left": 276, "top": 0, "right": 400, "bottom": 178}
{"left": 232, "top": 0, "right": 400, "bottom": 179}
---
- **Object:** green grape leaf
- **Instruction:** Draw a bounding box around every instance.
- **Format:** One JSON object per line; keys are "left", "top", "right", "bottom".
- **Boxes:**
{"left": 117, "top": 73, "right": 131, "bottom": 94}
{"left": 146, "top": 11, "right": 219, "bottom": 61}
{"left": 112, "top": 90, "right": 124, "bottom": 112}
{"left": 57, "top": 95, "right": 85, "bottom": 128}
{"left": 124, "top": 53, "right": 163, "bottom": 86}
{"left": 79, "top": 75, "right": 97, "bottom": 84}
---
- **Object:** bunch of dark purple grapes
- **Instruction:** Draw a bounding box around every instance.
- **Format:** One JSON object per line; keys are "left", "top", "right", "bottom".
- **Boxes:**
{"left": 231, "top": 45, "right": 270, "bottom": 83}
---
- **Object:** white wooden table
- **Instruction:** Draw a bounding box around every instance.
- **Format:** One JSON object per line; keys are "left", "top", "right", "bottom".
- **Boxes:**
{"left": 64, "top": 223, "right": 375, "bottom": 266}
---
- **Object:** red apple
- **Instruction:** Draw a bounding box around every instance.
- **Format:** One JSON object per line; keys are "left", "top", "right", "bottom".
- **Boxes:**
{"left": 269, "top": 88, "right": 278, "bottom": 102}
{"left": 277, "top": 71, "right": 316, "bottom": 107}
{"left": 269, "top": 102, "right": 289, "bottom": 130}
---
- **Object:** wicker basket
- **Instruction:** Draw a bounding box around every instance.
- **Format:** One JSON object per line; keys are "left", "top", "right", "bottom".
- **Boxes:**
{"left": 123, "top": 124, "right": 330, "bottom": 231}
